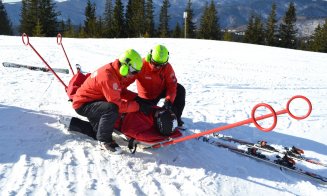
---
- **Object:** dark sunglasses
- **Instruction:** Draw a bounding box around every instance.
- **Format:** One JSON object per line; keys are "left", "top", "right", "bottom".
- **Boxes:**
{"left": 129, "top": 65, "right": 140, "bottom": 75}
{"left": 151, "top": 59, "right": 168, "bottom": 68}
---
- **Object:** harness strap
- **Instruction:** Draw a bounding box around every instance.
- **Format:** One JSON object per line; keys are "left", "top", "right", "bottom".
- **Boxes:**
{"left": 118, "top": 113, "right": 126, "bottom": 131}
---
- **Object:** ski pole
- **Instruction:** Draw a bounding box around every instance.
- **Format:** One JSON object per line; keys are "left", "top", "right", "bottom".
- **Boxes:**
{"left": 57, "top": 33, "right": 74, "bottom": 75}
{"left": 22, "top": 33, "right": 68, "bottom": 89}
{"left": 152, "top": 95, "right": 312, "bottom": 148}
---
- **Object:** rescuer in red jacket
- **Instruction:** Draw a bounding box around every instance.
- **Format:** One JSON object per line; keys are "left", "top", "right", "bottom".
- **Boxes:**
{"left": 134, "top": 45, "right": 186, "bottom": 128}
{"left": 72, "top": 49, "right": 152, "bottom": 154}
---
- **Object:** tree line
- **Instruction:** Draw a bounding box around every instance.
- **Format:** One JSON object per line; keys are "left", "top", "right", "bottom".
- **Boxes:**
{"left": 0, "top": 0, "right": 326, "bottom": 53}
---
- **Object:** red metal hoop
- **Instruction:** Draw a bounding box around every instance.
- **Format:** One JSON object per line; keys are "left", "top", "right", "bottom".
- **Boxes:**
{"left": 151, "top": 95, "right": 312, "bottom": 149}
{"left": 20, "top": 33, "right": 68, "bottom": 89}
{"left": 22, "top": 33, "right": 29, "bottom": 46}
{"left": 286, "top": 95, "right": 312, "bottom": 120}
{"left": 56, "top": 33, "right": 62, "bottom": 45}
{"left": 56, "top": 33, "right": 74, "bottom": 75}
{"left": 251, "top": 103, "right": 277, "bottom": 132}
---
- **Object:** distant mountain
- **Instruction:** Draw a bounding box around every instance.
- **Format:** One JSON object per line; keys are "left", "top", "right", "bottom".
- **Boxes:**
{"left": 4, "top": 0, "right": 327, "bottom": 36}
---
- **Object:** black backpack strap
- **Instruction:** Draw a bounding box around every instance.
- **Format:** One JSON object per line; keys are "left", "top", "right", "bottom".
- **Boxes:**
{"left": 128, "top": 138, "right": 138, "bottom": 154}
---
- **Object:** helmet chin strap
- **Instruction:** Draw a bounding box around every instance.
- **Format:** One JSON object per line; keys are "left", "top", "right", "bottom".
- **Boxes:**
{"left": 149, "top": 63, "right": 161, "bottom": 71}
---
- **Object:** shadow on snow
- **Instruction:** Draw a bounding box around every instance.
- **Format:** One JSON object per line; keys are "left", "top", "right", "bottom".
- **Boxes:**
{"left": 0, "top": 104, "right": 73, "bottom": 163}
{"left": 0, "top": 104, "right": 326, "bottom": 190}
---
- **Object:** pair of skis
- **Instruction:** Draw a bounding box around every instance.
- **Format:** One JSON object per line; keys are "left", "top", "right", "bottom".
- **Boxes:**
{"left": 199, "top": 134, "right": 327, "bottom": 185}
{"left": 2, "top": 62, "right": 69, "bottom": 74}
{"left": 214, "top": 133, "right": 327, "bottom": 167}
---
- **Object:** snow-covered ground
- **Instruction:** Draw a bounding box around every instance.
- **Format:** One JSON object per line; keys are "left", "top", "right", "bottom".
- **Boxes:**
{"left": 0, "top": 35, "right": 327, "bottom": 195}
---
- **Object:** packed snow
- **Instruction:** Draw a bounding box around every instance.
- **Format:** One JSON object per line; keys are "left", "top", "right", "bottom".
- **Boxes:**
{"left": 0, "top": 35, "right": 327, "bottom": 195}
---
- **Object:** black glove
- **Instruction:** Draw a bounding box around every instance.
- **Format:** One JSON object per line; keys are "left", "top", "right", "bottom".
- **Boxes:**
{"left": 134, "top": 95, "right": 142, "bottom": 102}
{"left": 137, "top": 100, "right": 152, "bottom": 115}
{"left": 163, "top": 99, "right": 173, "bottom": 111}
{"left": 135, "top": 95, "right": 154, "bottom": 105}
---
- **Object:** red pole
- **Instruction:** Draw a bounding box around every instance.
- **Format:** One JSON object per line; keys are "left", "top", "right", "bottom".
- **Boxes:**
{"left": 22, "top": 33, "right": 68, "bottom": 89}
{"left": 152, "top": 95, "right": 312, "bottom": 148}
{"left": 57, "top": 33, "right": 75, "bottom": 75}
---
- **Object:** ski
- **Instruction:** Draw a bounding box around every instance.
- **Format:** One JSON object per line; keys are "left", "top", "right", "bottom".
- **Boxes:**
{"left": 2, "top": 62, "right": 69, "bottom": 74}
{"left": 199, "top": 136, "right": 327, "bottom": 185}
{"left": 213, "top": 133, "right": 327, "bottom": 167}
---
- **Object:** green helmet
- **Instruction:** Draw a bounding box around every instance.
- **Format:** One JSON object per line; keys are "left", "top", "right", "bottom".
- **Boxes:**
{"left": 151, "top": 45, "right": 169, "bottom": 64}
{"left": 118, "top": 49, "right": 143, "bottom": 76}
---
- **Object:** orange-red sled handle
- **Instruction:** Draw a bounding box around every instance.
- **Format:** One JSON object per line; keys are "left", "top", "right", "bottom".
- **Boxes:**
{"left": 152, "top": 95, "right": 312, "bottom": 148}
{"left": 22, "top": 33, "right": 68, "bottom": 89}
{"left": 57, "top": 33, "right": 74, "bottom": 75}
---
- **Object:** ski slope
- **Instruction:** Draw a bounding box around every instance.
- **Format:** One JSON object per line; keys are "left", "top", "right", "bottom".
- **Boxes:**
{"left": 0, "top": 35, "right": 327, "bottom": 195}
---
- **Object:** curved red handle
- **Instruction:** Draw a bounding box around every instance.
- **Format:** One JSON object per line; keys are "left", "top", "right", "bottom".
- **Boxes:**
{"left": 286, "top": 95, "right": 312, "bottom": 120}
{"left": 151, "top": 95, "right": 312, "bottom": 149}
{"left": 22, "top": 33, "right": 29, "bottom": 46}
{"left": 251, "top": 103, "right": 277, "bottom": 132}
{"left": 57, "top": 33, "right": 62, "bottom": 45}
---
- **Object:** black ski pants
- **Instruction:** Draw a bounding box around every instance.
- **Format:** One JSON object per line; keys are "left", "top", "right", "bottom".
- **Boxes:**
{"left": 68, "top": 117, "right": 96, "bottom": 140}
{"left": 75, "top": 101, "right": 119, "bottom": 143}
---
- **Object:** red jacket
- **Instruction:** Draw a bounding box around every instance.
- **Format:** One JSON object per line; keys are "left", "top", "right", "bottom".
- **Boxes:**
{"left": 133, "top": 59, "right": 178, "bottom": 102}
{"left": 72, "top": 59, "right": 139, "bottom": 113}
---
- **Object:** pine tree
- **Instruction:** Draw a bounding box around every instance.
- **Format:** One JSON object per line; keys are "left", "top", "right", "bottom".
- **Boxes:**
{"left": 244, "top": 14, "right": 255, "bottom": 43}
{"left": 125, "top": 0, "right": 134, "bottom": 37}
{"left": 198, "top": 0, "right": 220, "bottom": 40}
{"left": 78, "top": 24, "right": 86, "bottom": 38}
{"left": 20, "top": 0, "right": 36, "bottom": 35}
{"left": 223, "top": 30, "right": 233, "bottom": 41}
{"left": 19, "top": 0, "right": 59, "bottom": 36}
{"left": 266, "top": 3, "right": 277, "bottom": 46}
{"left": 126, "top": 0, "right": 145, "bottom": 37}
{"left": 97, "top": 16, "right": 104, "bottom": 37}
{"left": 84, "top": 0, "right": 97, "bottom": 37}
{"left": 103, "top": 0, "right": 114, "bottom": 37}
{"left": 244, "top": 13, "right": 265, "bottom": 45}
{"left": 112, "top": 0, "right": 125, "bottom": 38}
{"left": 32, "top": 18, "right": 44, "bottom": 36}
{"left": 172, "top": 22, "right": 182, "bottom": 38}
{"left": 207, "top": 0, "right": 220, "bottom": 40}
{"left": 319, "top": 21, "right": 327, "bottom": 52}
{"left": 0, "top": 0, "right": 13, "bottom": 35}
{"left": 158, "top": 0, "right": 170, "bottom": 38}
{"left": 183, "top": 0, "right": 196, "bottom": 38}
{"left": 308, "top": 24, "right": 322, "bottom": 51}
{"left": 144, "top": 0, "right": 155, "bottom": 37}
{"left": 64, "top": 18, "right": 75, "bottom": 37}
{"left": 254, "top": 15, "right": 265, "bottom": 44}
{"left": 198, "top": 2, "right": 209, "bottom": 39}
{"left": 58, "top": 19, "right": 65, "bottom": 34}
{"left": 39, "top": 0, "right": 59, "bottom": 36}
{"left": 278, "top": 2, "right": 297, "bottom": 49}
{"left": 308, "top": 19, "right": 327, "bottom": 53}
{"left": 29, "top": 0, "right": 39, "bottom": 35}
